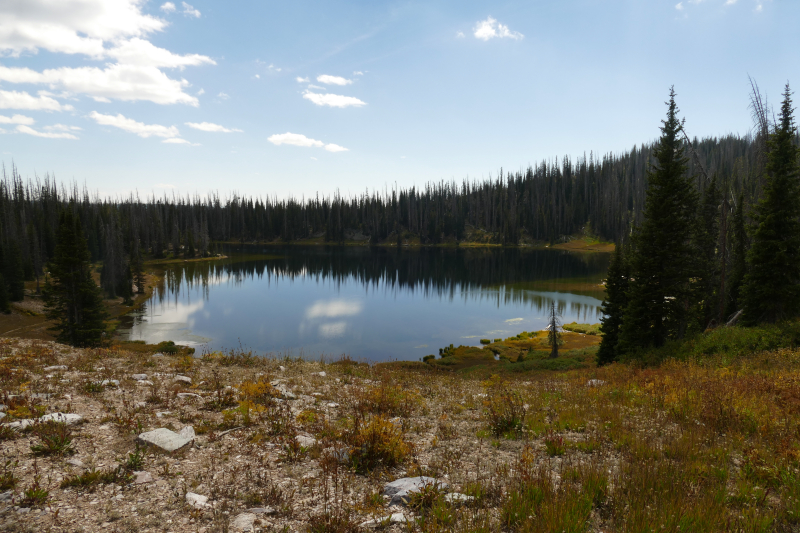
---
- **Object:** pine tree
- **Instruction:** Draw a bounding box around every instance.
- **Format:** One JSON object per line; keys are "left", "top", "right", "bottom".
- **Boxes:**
{"left": 740, "top": 85, "right": 800, "bottom": 325}
{"left": 131, "top": 252, "right": 146, "bottom": 294}
{"left": 725, "top": 194, "right": 747, "bottom": 318}
{"left": 43, "top": 211, "right": 108, "bottom": 347}
{"left": 548, "top": 302, "right": 560, "bottom": 358}
{"left": 696, "top": 174, "right": 720, "bottom": 327}
{"left": 618, "top": 88, "right": 699, "bottom": 355}
{"left": 597, "top": 243, "right": 629, "bottom": 365}
{"left": 5, "top": 242, "right": 25, "bottom": 302}
{"left": 0, "top": 273, "right": 10, "bottom": 314}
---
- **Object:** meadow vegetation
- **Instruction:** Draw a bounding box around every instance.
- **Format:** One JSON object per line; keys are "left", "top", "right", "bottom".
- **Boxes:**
{"left": 0, "top": 320, "right": 797, "bottom": 531}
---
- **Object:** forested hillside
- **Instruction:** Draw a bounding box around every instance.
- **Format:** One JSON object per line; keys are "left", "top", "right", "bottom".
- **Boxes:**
{"left": 0, "top": 131, "right": 770, "bottom": 299}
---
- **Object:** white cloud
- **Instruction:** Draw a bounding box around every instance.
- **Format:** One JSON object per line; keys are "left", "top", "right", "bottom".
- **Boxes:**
{"left": 268, "top": 64, "right": 281, "bottom": 72}
{"left": 305, "top": 299, "right": 363, "bottom": 319}
{"left": 268, "top": 132, "right": 348, "bottom": 153}
{"left": 254, "top": 74, "right": 260, "bottom": 79}
{"left": 0, "top": 90, "right": 73, "bottom": 111}
{"left": 675, "top": 2, "right": 684, "bottom": 9}
{"left": 296, "top": 77, "right": 310, "bottom": 83}
{"left": 162, "top": 137, "right": 198, "bottom": 145}
{"left": 44, "top": 124, "right": 81, "bottom": 131}
{"left": 324, "top": 144, "right": 348, "bottom": 153}
{"left": 197, "top": 88, "right": 205, "bottom": 95}
{"left": 268, "top": 132, "right": 324, "bottom": 148}
{"left": 185, "top": 122, "right": 242, "bottom": 133}
{"left": 0, "top": 64, "right": 199, "bottom": 106}
{"left": 0, "top": 114, "right": 35, "bottom": 125}
{"left": 106, "top": 38, "right": 215, "bottom": 69}
{"left": 317, "top": 74, "right": 352, "bottom": 86}
{"left": 473, "top": 17, "right": 523, "bottom": 41}
{"left": 160, "top": 2, "right": 176, "bottom": 13}
{"left": 217, "top": 92, "right": 229, "bottom": 100}
{"left": 725, "top": 0, "right": 737, "bottom": 4}
{"left": 456, "top": 31, "right": 465, "bottom": 38}
{"left": 353, "top": 71, "right": 364, "bottom": 76}
{"left": 16, "top": 125, "right": 78, "bottom": 139}
{"left": 307, "top": 84, "right": 326, "bottom": 91}
{"left": 302, "top": 91, "right": 366, "bottom": 108}
{"left": 182, "top": 2, "right": 201, "bottom": 18}
{"left": 0, "top": 0, "right": 166, "bottom": 58}
{"left": 89, "top": 111, "right": 179, "bottom": 138}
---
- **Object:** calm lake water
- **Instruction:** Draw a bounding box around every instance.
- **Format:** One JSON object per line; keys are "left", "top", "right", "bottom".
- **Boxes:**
{"left": 118, "top": 246, "right": 610, "bottom": 362}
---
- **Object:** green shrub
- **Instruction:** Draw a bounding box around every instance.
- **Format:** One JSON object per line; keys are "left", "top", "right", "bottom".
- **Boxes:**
{"left": 155, "top": 341, "right": 179, "bottom": 354}
{"left": 480, "top": 339, "right": 491, "bottom": 345}
{"left": 423, "top": 354, "right": 435, "bottom": 363}
{"left": 30, "top": 421, "right": 74, "bottom": 456}
{"left": 562, "top": 322, "right": 601, "bottom": 335}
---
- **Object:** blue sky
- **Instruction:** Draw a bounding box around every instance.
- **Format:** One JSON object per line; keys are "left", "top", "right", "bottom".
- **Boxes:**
{"left": 0, "top": 0, "right": 796, "bottom": 198}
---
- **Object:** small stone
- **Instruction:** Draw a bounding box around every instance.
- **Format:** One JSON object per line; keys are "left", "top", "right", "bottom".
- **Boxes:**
{"left": 100, "top": 379, "right": 120, "bottom": 387}
{"left": 444, "top": 493, "right": 475, "bottom": 505}
{"left": 383, "top": 477, "right": 449, "bottom": 506}
{"left": 44, "top": 365, "right": 68, "bottom": 372}
{"left": 176, "top": 393, "right": 202, "bottom": 400}
{"left": 0, "top": 405, "right": 7, "bottom": 411}
{"left": 66, "top": 458, "right": 85, "bottom": 468}
{"left": 30, "top": 393, "right": 52, "bottom": 400}
{"left": 39, "top": 413, "right": 84, "bottom": 425}
{"left": 179, "top": 426, "right": 196, "bottom": 440}
{"left": 174, "top": 375, "right": 192, "bottom": 385}
{"left": 156, "top": 411, "right": 171, "bottom": 418}
{"left": 0, "top": 413, "right": 5, "bottom": 421}
{"left": 0, "top": 491, "right": 12, "bottom": 502}
{"left": 295, "top": 435, "right": 316, "bottom": 448}
{"left": 185, "top": 492, "right": 210, "bottom": 509}
{"left": 137, "top": 380, "right": 154, "bottom": 386}
{"left": 360, "top": 513, "right": 406, "bottom": 528}
{"left": 138, "top": 428, "right": 193, "bottom": 452}
{"left": 327, "top": 403, "right": 339, "bottom": 408}
{"left": 5, "top": 419, "right": 33, "bottom": 430}
{"left": 152, "top": 352, "right": 165, "bottom": 357}
{"left": 278, "top": 366, "right": 286, "bottom": 372}
{"left": 231, "top": 512, "right": 256, "bottom": 531}
{"left": 16, "top": 507, "right": 29, "bottom": 514}
{"left": 131, "top": 374, "right": 149, "bottom": 381}
{"left": 133, "top": 471, "right": 155, "bottom": 484}
{"left": 586, "top": 379, "right": 606, "bottom": 387}
{"left": 316, "top": 371, "right": 326, "bottom": 377}
{"left": 245, "top": 507, "right": 276, "bottom": 515}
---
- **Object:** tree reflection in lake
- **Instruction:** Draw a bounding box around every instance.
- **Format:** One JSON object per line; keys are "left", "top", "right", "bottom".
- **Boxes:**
{"left": 120, "top": 246, "right": 609, "bottom": 362}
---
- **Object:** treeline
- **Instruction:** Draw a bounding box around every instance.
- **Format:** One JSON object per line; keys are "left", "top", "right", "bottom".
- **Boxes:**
{"left": 0, "top": 130, "right": 765, "bottom": 303}
{"left": 598, "top": 84, "right": 800, "bottom": 365}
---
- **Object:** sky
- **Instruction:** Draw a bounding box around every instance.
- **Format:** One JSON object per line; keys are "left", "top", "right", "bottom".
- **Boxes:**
{"left": 0, "top": 0, "right": 797, "bottom": 199}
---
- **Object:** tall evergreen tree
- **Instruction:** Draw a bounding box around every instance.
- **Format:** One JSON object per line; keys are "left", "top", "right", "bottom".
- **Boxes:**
{"left": 548, "top": 301, "right": 561, "bottom": 359}
{"left": 5, "top": 242, "right": 25, "bottom": 302}
{"left": 725, "top": 194, "right": 747, "bottom": 318}
{"left": 43, "top": 211, "right": 108, "bottom": 347}
{"left": 618, "top": 88, "right": 699, "bottom": 355}
{"left": 597, "top": 243, "right": 629, "bottom": 365}
{"left": 740, "top": 85, "right": 800, "bottom": 325}
{"left": 696, "top": 174, "right": 720, "bottom": 327}
{"left": 0, "top": 273, "right": 10, "bottom": 314}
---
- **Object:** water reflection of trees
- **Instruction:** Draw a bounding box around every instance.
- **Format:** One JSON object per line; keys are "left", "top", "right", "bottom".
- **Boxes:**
{"left": 153, "top": 246, "right": 609, "bottom": 319}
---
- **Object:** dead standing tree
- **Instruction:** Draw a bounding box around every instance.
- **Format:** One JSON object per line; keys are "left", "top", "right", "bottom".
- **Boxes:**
{"left": 548, "top": 301, "right": 561, "bottom": 358}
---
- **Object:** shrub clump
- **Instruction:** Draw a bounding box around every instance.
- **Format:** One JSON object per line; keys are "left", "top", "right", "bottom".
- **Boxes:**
{"left": 345, "top": 415, "right": 413, "bottom": 473}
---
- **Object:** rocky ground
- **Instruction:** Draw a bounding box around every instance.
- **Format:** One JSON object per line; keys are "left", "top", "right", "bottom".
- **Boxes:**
{"left": 0, "top": 338, "right": 555, "bottom": 533}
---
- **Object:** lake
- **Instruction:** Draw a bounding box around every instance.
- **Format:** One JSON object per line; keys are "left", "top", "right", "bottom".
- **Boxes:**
{"left": 117, "top": 246, "right": 610, "bottom": 362}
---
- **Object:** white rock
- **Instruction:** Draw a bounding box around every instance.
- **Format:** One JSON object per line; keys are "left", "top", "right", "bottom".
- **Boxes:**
{"left": 5, "top": 419, "right": 34, "bottom": 430}
{"left": 174, "top": 375, "right": 192, "bottom": 385}
{"left": 295, "top": 435, "right": 316, "bottom": 448}
{"left": 177, "top": 393, "right": 202, "bottom": 400}
{"left": 100, "top": 379, "right": 119, "bottom": 387}
{"left": 245, "top": 507, "right": 276, "bottom": 515}
{"left": 131, "top": 374, "right": 149, "bottom": 381}
{"left": 156, "top": 411, "right": 171, "bottom": 418}
{"left": 0, "top": 413, "right": 4, "bottom": 421}
{"left": 327, "top": 403, "right": 339, "bottom": 408}
{"left": 316, "top": 371, "right": 326, "bottom": 377}
{"left": 137, "top": 380, "right": 154, "bottom": 386}
{"left": 179, "top": 426, "right": 196, "bottom": 440}
{"left": 231, "top": 512, "right": 256, "bottom": 531}
{"left": 586, "top": 379, "right": 606, "bottom": 387}
{"left": 133, "top": 471, "right": 155, "bottom": 484}
{"left": 138, "top": 428, "right": 193, "bottom": 452}
{"left": 185, "top": 492, "right": 210, "bottom": 509}
{"left": 383, "top": 477, "right": 449, "bottom": 506}
{"left": 360, "top": 513, "right": 407, "bottom": 528}
{"left": 39, "top": 413, "right": 84, "bottom": 426}
{"left": 44, "top": 365, "right": 67, "bottom": 372}
{"left": 444, "top": 493, "right": 475, "bottom": 505}
{"left": 278, "top": 366, "right": 286, "bottom": 372}
{"left": 66, "top": 458, "right": 85, "bottom": 468}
